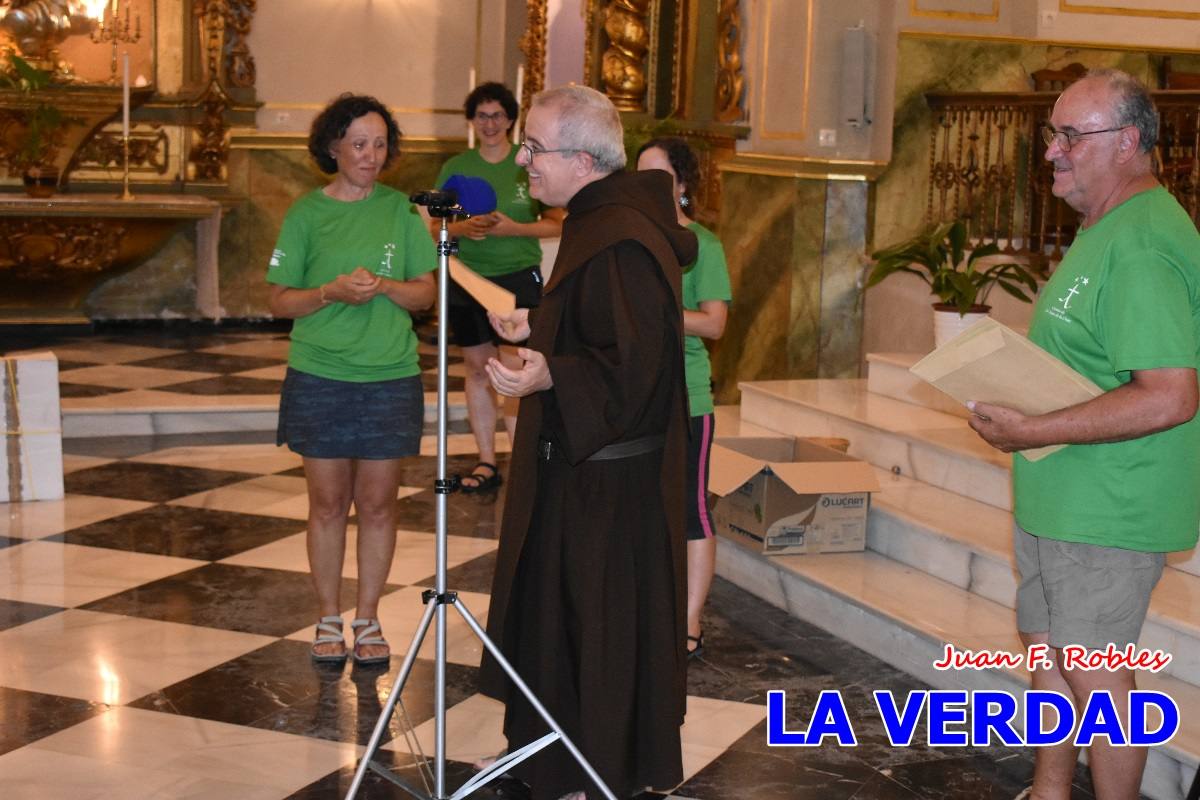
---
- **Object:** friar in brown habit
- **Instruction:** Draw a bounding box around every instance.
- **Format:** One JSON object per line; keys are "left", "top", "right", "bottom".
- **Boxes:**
{"left": 479, "top": 85, "right": 698, "bottom": 800}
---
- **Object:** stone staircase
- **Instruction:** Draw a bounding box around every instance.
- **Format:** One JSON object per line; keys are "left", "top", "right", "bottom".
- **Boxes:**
{"left": 712, "top": 355, "right": 1200, "bottom": 800}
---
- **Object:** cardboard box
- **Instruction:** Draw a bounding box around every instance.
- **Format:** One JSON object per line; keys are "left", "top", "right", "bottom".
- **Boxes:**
{"left": 709, "top": 436, "right": 879, "bottom": 556}
{"left": 1, "top": 351, "right": 64, "bottom": 503}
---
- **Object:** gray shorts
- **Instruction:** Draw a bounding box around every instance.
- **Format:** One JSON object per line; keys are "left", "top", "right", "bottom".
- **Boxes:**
{"left": 1013, "top": 522, "right": 1164, "bottom": 650}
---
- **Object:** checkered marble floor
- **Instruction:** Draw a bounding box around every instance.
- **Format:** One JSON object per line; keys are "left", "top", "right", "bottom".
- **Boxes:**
{"left": 0, "top": 325, "right": 1093, "bottom": 799}
{"left": 5, "top": 326, "right": 468, "bottom": 436}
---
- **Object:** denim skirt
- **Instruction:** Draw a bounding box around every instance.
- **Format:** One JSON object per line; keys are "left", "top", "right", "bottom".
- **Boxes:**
{"left": 277, "top": 368, "right": 423, "bottom": 459}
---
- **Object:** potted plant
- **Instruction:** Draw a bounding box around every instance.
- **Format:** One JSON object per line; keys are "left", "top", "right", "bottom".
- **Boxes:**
{"left": 864, "top": 219, "right": 1045, "bottom": 346}
{"left": 0, "top": 52, "right": 73, "bottom": 196}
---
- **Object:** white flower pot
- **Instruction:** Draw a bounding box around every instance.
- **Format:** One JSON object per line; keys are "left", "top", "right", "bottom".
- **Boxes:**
{"left": 932, "top": 304, "right": 990, "bottom": 348}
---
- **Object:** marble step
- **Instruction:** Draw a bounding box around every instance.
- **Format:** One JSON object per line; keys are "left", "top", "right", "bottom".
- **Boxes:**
{"left": 714, "top": 537, "right": 1200, "bottom": 800}
{"left": 60, "top": 391, "right": 467, "bottom": 438}
{"left": 866, "top": 352, "right": 969, "bottom": 419}
{"left": 869, "top": 467, "right": 1200, "bottom": 689}
{"left": 738, "top": 379, "right": 1013, "bottom": 510}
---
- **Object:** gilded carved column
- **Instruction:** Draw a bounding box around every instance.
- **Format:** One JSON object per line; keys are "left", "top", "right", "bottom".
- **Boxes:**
{"left": 714, "top": 0, "right": 745, "bottom": 123}
{"left": 188, "top": 0, "right": 256, "bottom": 182}
{"left": 519, "top": 0, "right": 547, "bottom": 117}
{"left": 600, "top": 0, "right": 650, "bottom": 112}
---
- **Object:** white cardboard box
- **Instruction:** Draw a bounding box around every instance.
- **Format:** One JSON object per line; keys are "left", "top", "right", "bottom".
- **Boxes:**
{"left": 709, "top": 436, "right": 879, "bottom": 556}
{"left": 1, "top": 351, "right": 64, "bottom": 502}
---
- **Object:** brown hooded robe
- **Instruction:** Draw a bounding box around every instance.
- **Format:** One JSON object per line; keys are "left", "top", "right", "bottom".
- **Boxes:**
{"left": 479, "top": 169, "right": 698, "bottom": 800}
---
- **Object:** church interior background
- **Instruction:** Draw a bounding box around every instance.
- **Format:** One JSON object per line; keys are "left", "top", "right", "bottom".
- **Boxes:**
{"left": 3, "top": 1, "right": 1200, "bottom": 798}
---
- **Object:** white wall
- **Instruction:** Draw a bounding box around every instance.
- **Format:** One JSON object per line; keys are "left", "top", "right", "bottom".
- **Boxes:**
{"left": 248, "top": 1, "right": 523, "bottom": 138}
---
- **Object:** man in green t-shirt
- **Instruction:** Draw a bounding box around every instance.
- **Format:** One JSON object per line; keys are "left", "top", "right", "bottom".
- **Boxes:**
{"left": 969, "top": 70, "right": 1200, "bottom": 799}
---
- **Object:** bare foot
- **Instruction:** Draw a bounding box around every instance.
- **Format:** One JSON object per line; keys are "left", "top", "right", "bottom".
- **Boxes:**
{"left": 472, "top": 750, "right": 505, "bottom": 771}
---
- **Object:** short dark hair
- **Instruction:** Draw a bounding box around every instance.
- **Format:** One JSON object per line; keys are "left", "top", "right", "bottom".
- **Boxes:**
{"left": 308, "top": 93, "right": 401, "bottom": 175}
{"left": 636, "top": 136, "right": 701, "bottom": 219}
{"left": 1087, "top": 68, "right": 1159, "bottom": 153}
{"left": 465, "top": 82, "right": 519, "bottom": 131}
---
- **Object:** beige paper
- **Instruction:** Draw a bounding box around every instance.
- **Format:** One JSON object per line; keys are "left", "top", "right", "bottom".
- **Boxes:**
{"left": 909, "top": 317, "right": 1102, "bottom": 462}
{"left": 448, "top": 256, "right": 516, "bottom": 316}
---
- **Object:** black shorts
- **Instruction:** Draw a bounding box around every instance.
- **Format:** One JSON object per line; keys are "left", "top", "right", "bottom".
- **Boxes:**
{"left": 685, "top": 412, "right": 717, "bottom": 541}
{"left": 448, "top": 264, "right": 543, "bottom": 348}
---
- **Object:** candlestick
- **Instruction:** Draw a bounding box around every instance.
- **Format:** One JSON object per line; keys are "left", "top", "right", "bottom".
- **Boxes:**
{"left": 122, "top": 52, "right": 130, "bottom": 140}
{"left": 468, "top": 68, "right": 477, "bottom": 149}
{"left": 119, "top": 51, "right": 133, "bottom": 200}
{"left": 513, "top": 64, "right": 524, "bottom": 145}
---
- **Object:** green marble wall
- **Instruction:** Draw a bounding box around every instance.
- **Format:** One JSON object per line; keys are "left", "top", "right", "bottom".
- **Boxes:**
{"left": 710, "top": 161, "right": 873, "bottom": 405}
{"left": 84, "top": 143, "right": 454, "bottom": 319}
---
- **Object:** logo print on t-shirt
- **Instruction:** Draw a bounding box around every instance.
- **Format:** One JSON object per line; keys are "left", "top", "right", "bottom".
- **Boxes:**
{"left": 1059, "top": 275, "right": 1088, "bottom": 310}
{"left": 269, "top": 248, "right": 284, "bottom": 269}
{"left": 379, "top": 243, "right": 396, "bottom": 276}
{"left": 514, "top": 184, "right": 529, "bottom": 203}
{"left": 1047, "top": 275, "right": 1088, "bottom": 323}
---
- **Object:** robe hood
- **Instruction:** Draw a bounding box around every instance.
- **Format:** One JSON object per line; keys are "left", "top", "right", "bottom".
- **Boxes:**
{"left": 547, "top": 169, "right": 698, "bottom": 294}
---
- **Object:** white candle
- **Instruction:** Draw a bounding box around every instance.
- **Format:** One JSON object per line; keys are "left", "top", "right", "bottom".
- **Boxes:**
{"left": 121, "top": 52, "right": 130, "bottom": 140}
{"left": 467, "top": 68, "right": 477, "bottom": 149}
{"left": 513, "top": 64, "right": 524, "bottom": 144}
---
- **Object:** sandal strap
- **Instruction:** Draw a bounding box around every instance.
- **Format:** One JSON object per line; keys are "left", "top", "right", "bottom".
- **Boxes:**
{"left": 466, "top": 462, "right": 497, "bottom": 478}
{"left": 314, "top": 616, "right": 344, "bottom": 644}
{"left": 351, "top": 618, "right": 387, "bottom": 648}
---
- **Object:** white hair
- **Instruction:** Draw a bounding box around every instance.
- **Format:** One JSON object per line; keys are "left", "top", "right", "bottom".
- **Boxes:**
{"left": 532, "top": 85, "right": 626, "bottom": 173}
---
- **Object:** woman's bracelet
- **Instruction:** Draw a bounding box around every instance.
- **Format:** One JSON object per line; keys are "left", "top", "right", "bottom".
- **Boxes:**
{"left": 318, "top": 284, "right": 329, "bottom": 305}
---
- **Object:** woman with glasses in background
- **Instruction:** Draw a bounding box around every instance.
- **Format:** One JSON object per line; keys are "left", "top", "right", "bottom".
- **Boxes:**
{"left": 435, "top": 82, "right": 564, "bottom": 493}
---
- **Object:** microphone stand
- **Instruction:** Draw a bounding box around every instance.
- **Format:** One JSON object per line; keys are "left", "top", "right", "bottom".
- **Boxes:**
{"left": 345, "top": 198, "right": 617, "bottom": 800}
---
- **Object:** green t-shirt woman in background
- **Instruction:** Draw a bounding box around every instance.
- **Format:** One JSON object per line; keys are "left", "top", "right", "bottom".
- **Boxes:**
{"left": 636, "top": 137, "right": 732, "bottom": 659}
{"left": 435, "top": 82, "right": 564, "bottom": 492}
{"left": 267, "top": 94, "right": 436, "bottom": 667}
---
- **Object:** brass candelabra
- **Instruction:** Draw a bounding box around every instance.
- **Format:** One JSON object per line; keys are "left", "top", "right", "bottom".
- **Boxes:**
{"left": 89, "top": 0, "right": 140, "bottom": 83}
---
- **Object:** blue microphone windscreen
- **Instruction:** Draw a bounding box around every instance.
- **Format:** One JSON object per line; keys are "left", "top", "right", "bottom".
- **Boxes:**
{"left": 443, "top": 175, "right": 497, "bottom": 216}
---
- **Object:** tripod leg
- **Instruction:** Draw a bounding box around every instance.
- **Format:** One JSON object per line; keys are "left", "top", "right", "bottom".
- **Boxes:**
{"left": 451, "top": 600, "right": 619, "bottom": 800}
{"left": 345, "top": 598, "right": 439, "bottom": 800}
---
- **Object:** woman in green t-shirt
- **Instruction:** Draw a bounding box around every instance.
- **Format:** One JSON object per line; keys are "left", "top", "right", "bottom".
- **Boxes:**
{"left": 636, "top": 137, "right": 732, "bottom": 660}
{"left": 435, "top": 82, "right": 564, "bottom": 492}
{"left": 267, "top": 94, "right": 437, "bottom": 667}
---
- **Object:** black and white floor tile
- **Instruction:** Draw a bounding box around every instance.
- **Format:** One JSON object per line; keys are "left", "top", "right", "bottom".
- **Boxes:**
{"left": 0, "top": 325, "right": 1106, "bottom": 799}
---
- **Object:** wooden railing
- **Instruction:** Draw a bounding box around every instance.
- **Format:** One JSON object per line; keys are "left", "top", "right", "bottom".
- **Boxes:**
{"left": 925, "top": 91, "right": 1200, "bottom": 264}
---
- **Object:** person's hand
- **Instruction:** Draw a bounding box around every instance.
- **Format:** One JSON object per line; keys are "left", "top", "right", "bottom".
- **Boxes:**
{"left": 486, "top": 347, "right": 551, "bottom": 397}
{"left": 966, "top": 401, "right": 1037, "bottom": 452}
{"left": 325, "top": 268, "right": 381, "bottom": 305}
{"left": 488, "top": 308, "right": 530, "bottom": 342}
{"left": 486, "top": 210, "right": 520, "bottom": 237}
{"left": 455, "top": 214, "right": 498, "bottom": 241}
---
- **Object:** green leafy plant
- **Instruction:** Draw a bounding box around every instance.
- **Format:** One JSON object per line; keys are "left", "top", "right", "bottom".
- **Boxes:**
{"left": 865, "top": 219, "right": 1044, "bottom": 316}
{"left": 0, "top": 53, "right": 70, "bottom": 168}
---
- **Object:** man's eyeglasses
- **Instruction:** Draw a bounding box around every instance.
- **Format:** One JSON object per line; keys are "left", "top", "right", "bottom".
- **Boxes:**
{"left": 474, "top": 111, "right": 509, "bottom": 123}
{"left": 1040, "top": 124, "right": 1129, "bottom": 152}
{"left": 518, "top": 138, "right": 579, "bottom": 161}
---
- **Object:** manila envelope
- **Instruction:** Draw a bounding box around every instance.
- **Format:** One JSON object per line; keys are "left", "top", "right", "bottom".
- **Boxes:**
{"left": 448, "top": 256, "right": 516, "bottom": 316}
{"left": 909, "top": 317, "right": 1102, "bottom": 462}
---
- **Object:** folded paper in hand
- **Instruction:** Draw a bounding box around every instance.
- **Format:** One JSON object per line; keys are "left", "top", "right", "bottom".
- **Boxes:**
{"left": 448, "top": 257, "right": 516, "bottom": 316}
{"left": 909, "top": 318, "right": 1102, "bottom": 462}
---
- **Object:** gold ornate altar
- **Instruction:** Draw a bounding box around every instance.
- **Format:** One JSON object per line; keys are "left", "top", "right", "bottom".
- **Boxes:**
{"left": 0, "top": 0, "right": 253, "bottom": 323}
{"left": 0, "top": 193, "right": 222, "bottom": 322}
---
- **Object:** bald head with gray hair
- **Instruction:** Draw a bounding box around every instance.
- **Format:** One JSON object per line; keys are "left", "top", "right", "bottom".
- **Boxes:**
{"left": 1085, "top": 68, "right": 1159, "bottom": 153}
{"left": 531, "top": 85, "right": 627, "bottom": 174}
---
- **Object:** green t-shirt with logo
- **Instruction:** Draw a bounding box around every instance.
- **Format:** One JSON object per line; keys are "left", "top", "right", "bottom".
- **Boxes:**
{"left": 1014, "top": 186, "right": 1200, "bottom": 552}
{"left": 266, "top": 184, "right": 436, "bottom": 382}
{"left": 436, "top": 145, "right": 543, "bottom": 277}
{"left": 684, "top": 222, "right": 732, "bottom": 417}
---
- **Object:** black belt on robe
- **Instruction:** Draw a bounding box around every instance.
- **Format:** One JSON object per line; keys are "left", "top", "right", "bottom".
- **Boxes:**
{"left": 537, "top": 433, "right": 666, "bottom": 462}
